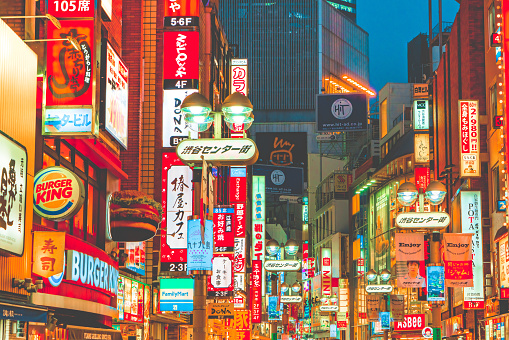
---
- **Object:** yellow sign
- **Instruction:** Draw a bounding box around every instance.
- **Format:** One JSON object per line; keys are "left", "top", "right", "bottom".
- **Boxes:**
{"left": 33, "top": 231, "right": 65, "bottom": 278}
{"left": 414, "top": 133, "right": 430, "bottom": 163}
{"left": 234, "top": 310, "right": 250, "bottom": 331}
{"left": 208, "top": 303, "right": 234, "bottom": 319}
{"left": 413, "top": 84, "right": 428, "bottom": 98}
{"left": 334, "top": 174, "right": 351, "bottom": 193}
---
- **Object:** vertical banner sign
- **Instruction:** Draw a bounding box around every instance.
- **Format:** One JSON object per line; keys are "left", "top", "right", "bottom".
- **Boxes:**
{"left": 458, "top": 100, "right": 480, "bottom": 177}
{"left": 213, "top": 206, "right": 235, "bottom": 252}
{"left": 413, "top": 99, "right": 429, "bottom": 130}
{"left": 187, "top": 219, "right": 213, "bottom": 272}
{"left": 443, "top": 233, "right": 474, "bottom": 287}
{"left": 231, "top": 59, "right": 248, "bottom": 96}
{"left": 461, "top": 192, "right": 484, "bottom": 308}
{"left": 390, "top": 295, "right": 405, "bottom": 320}
{"left": 366, "top": 295, "right": 380, "bottom": 321}
{"left": 426, "top": 266, "right": 445, "bottom": 301}
{"left": 161, "top": 153, "right": 193, "bottom": 271}
{"left": 164, "top": 0, "right": 200, "bottom": 27}
{"left": 45, "top": 20, "right": 96, "bottom": 136}
{"left": 415, "top": 167, "right": 431, "bottom": 192}
{"left": 229, "top": 167, "right": 247, "bottom": 204}
{"left": 321, "top": 248, "right": 332, "bottom": 296}
{"left": 163, "top": 31, "right": 199, "bottom": 90}
{"left": 252, "top": 176, "right": 266, "bottom": 294}
{"left": 234, "top": 309, "right": 251, "bottom": 340}
{"left": 144, "top": 286, "right": 150, "bottom": 340}
{"left": 251, "top": 260, "right": 262, "bottom": 323}
{"left": 103, "top": 42, "right": 129, "bottom": 148}
{"left": 207, "top": 253, "right": 234, "bottom": 297}
{"left": 504, "top": 0, "right": 509, "bottom": 199}
{"left": 234, "top": 203, "right": 246, "bottom": 237}
{"left": 33, "top": 232, "right": 65, "bottom": 278}
{"left": 162, "top": 89, "right": 198, "bottom": 147}
{"left": 395, "top": 233, "right": 425, "bottom": 288}
{"left": 234, "top": 238, "right": 246, "bottom": 273}
{"left": 414, "top": 133, "right": 430, "bottom": 163}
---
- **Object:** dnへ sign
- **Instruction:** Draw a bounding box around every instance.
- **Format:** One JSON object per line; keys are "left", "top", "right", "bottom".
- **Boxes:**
{"left": 33, "top": 167, "right": 85, "bottom": 221}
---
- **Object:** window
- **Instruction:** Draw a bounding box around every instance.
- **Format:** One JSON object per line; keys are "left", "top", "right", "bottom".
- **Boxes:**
{"left": 493, "top": 165, "right": 501, "bottom": 211}
{"left": 380, "top": 99, "right": 388, "bottom": 139}
{"left": 490, "top": 83, "right": 498, "bottom": 125}
{"left": 488, "top": 3, "right": 496, "bottom": 37}
{"left": 41, "top": 139, "right": 102, "bottom": 245}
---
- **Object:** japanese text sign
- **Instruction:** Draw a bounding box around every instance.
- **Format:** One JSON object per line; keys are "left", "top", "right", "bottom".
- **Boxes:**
{"left": 208, "top": 303, "right": 234, "bottom": 319}
{"left": 45, "top": 20, "right": 95, "bottom": 136}
{"left": 118, "top": 276, "right": 145, "bottom": 323}
{"left": 396, "top": 212, "right": 450, "bottom": 229}
{"left": 163, "top": 89, "right": 198, "bottom": 147}
{"left": 414, "top": 133, "right": 430, "bottom": 163}
{"left": 160, "top": 278, "right": 194, "bottom": 312}
{"left": 461, "top": 192, "right": 484, "bottom": 309}
{"left": 415, "top": 167, "right": 430, "bottom": 191}
{"left": 234, "top": 238, "right": 246, "bottom": 273}
{"left": 234, "top": 203, "right": 246, "bottom": 238}
{"left": 213, "top": 206, "right": 234, "bottom": 252}
{"left": 251, "top": 260, "right": 262, "bottom": 323}
{"left": 161, "top": 153, "right": 193, "bottom": 270}
{"left": 33, "top": 232, "right": 65, "bottom": 278}
{"left": 177, "top": 138, "right": 258, "bottom": 166}
{"left": 0, "top": 132, "right": 27, "bottom": 256}
{"left": 164, "top": 31, "right": 199, "bottom": 89}
{"left": 207, "top": 253, "right": 234, "bottom": 297}
{"left": 233, "top": 273, "right": 246, "bottom": 308}
{"left": 252, "top": 176, "right": 265, "bottom": 295}
{"left": 231, "top": 59, "right": 248, "bottom": 96}
{"left": 444, "top": 233, "right": 473, "bottom": 287}
{"left": 164, "top": 0, "right": 199, "bottom": 27}
{"left": 47, "top": 0, "right": 95, "bottom": 18}
{"left": 321, "top": 248, "right": 331, "bottom": 296}
{"left": 187, "top": 218, "right": 213, "bottom": 272}
{"left": 413, "top": 99, "right": 429, "bottom": 130}
{"left": 413, "top": 84, "right": 428, "bottom": 98}
{"left": 103, "top": 42, "right": 129, "bottom": 148}
{"left": 235, "top": 310, "right": 250, "bottom": 331}
{"left": 458, "top": 100, "right": 480, "bottom": 177}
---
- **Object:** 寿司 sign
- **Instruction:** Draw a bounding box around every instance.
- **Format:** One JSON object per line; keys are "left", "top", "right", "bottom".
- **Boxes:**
{"left": 458, "top": 100, "right": 480, "bottom": 177}
{"left": 176, "top": 138, "right": 259, "bottom": 166}
{"left": 33, "top": 167, "right": 85, "bottom": 221}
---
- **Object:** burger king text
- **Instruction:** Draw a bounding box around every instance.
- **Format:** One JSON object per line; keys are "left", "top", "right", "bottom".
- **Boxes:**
{"left": 66, "top": 249, "right": 119, "bottom": 294}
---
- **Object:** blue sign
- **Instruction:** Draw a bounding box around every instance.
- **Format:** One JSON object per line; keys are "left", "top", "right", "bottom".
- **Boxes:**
{"left": 498, "top": 200, "right": 507, "bottom": 212}
{"left": 0, "top": 303, "right": 47, "bottom": 322}
{"left": 44, "top": 108, "right": 93, "bottom": 133}
{"left": 187, "top": 219, "right": 213, "bottom": 272}
{"left": 160, "top": 278, "right": 194, "bottom": 312}
{"left": 380, "top": 312, "right": 390, "bottom": 329}
{"left": 230, "top": 167, "right": 247, "bottom": 177}
{"left": 426, "top": 266, "right": 445, "bottom": 301}
{"left": 268, "top": 296, "right": 280, "bottom": 320}
{"left": 253, "top": 164, "right": 304, "bottom": 195}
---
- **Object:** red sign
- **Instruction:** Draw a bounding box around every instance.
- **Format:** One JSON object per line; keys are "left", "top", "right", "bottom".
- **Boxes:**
{"left": 338, "top": 321, "right": 348, "bottom": 329}
{"left": 164, "top": 31, "right": 199, "bottom": 81}
{"left": 464, "top": 300, "right": 485, "bottom": 309}
{"left": 213, "top": 206, "right": 235, "bottom": 252}
{"left": 394, "top": 314, "right": 425, "bottom": 331}
{"left": 46, "top": 20, "right": 94, "bottom": 107}
{"left": 164, "top": 0, "right": 199, "bottom": 17}
{"left": 229, "top": 168, "right": 247, "bottom": 203}
{"left": 501, "top": 288, "right": 509, "bottom": 299}
{"left": 234, "top": 203, "right": 246, "bottom": 237}
{"left": 415, "top": 167, "right": 430, "bottom": 191}
{"left": 251, "top": 260, "right": 262, "bottom": 323}
{"left": 308, "top": 257, "right": 315, "bottom": 278}
{"left": 47, "top": 0, "right": 95, "bottom": 18}
{"left": 492, "top": 32, "right": 503, "bottom": 46}
{"left": 303, "top": 242, "right": 309, "bottom": 258}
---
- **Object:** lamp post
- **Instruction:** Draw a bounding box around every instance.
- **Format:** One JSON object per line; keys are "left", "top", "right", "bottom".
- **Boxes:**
{"left": 365, "top": 269, "right": 392, "bottom": 340}
{"left": 397, "top": 180, "right": 447, "bottom": 337}
{"left": 180, "top": 91, "right": 254, "bottom": 340}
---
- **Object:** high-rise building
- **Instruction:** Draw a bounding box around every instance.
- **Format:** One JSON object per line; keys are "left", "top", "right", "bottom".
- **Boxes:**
{"left": 407, "top": 33, "right": 430, "bottom": 83}
{"left": 327, "top": 0, "right": 357, "bottom": 22}
{"left": 218, "top": 0, "right": 369, "bottom": 122}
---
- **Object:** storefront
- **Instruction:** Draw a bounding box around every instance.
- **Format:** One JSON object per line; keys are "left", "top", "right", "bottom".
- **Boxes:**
{"left": 114, "top": 275, "right": 150, "bottom": 340}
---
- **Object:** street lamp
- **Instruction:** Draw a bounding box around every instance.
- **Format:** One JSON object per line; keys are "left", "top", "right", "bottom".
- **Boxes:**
{"left": 366, "top": 269, "right": 378, "bottom": 283}
{"left": 280, "top": 282, "right": 289, "bottom": 294}
{"left": 425, "top": 181, "right": 447, "bottom": 205}
{"left": 284, "top": 239, "right": 299, "bottom": 256}
{"left": 181, "top": 91, "right": 254, "bottom": 132}
{"left": 266, "top": 239, "right": 281, "bottom": 256}
{"left": 397, "top": 182, "right": 418, "bottom": 206}
{"left": 379, "top": 268, "right": 392, "bottom": 282}
{"left": 291, "top": 281, "right": 302, "bottom": 293}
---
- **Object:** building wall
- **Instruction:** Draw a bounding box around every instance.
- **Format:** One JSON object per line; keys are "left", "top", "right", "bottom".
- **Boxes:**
{"left": 378, "top": 83, "right": 414, "bottom": 140}
{"left": 407, "top": 33, "right": 430, "bottom": 83}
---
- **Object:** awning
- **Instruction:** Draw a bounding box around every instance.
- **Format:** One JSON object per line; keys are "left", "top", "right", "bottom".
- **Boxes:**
{"left": 495, "top": 226, "right": 508, "bottom": 243}
{"left": 68, "top": 325, "right": 122, "bottom": 340}
{"left": 0, "top": 300, "right": 47, "bottom": 322}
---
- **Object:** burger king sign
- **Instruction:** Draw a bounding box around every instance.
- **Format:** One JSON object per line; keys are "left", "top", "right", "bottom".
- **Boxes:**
{"left": 33, "top": 167, "right": 85, "bottom": 221}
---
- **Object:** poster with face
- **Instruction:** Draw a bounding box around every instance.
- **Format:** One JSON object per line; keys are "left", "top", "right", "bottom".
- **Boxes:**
{"left": 395, "top": 233, "right": 426, "bottom": 288}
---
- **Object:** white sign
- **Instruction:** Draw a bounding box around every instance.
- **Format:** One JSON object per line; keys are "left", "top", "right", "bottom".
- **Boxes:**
{"left": 280, "top": 296, "right": 302, "bottom": 303}
{"left": 102, "top": 0, "right": 113, "bottom": 19}
{"left": 413, "top": 100, "right": 429, "bottom": 130}
{"left": 414, "top": 133, "right": 430, "bottom": 163}
{"left": 162, "top": 89, "right": 198, "bottom": 147}
{"left": 0, "top": 132, "right": 27, "bottom": 256}
{"left": 264, "top": 260, "right": 301, "bottom": 272}
{"left": 458, "top": 100, "right": 480, "bottom": 177}
{"left": 234, "top": 237, "right": 246, "bottom": 273}
{"left": 66, "top": 250, "right": 119, "bottom": 293}
{"left": 177, "top": 138, "right": 258, "bottom": 166}
{"left": 252, "top": 176, "right": 265, "bottom": 294}
{"left": 234, "top": 273, "right": 246, "bottom": 308}
{"left": 396, "top": 212, "right": 450, "bottom": 229}
{"left": 462, "top": 191, "right": 484, "bottom": 308}
{"left": 319, "top": 305, "right": 339, "bottom": 312}
{"left": 212, "top": 256, "right": 233, "bottom": 289}
{"left": 166, "top": 165, "right": 193, "bottom": 250}
{"left": 231, "top": 59, "right": 248, "bottom": 96}
{"left": 316, "top": 134, "right": 337, "bottom": 141}
{"left": 422, "top": 327, "right": 433, "bottom": 338}
{"left": 104, "top": 42, "right": 128, "bottom": 148}
{"left": 365, "top": 285, "right": 393, "bottom": 293}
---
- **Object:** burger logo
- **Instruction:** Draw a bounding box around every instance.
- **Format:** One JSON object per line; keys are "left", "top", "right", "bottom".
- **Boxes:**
{"left": 33, "top": 167, "right": 85, "bottom": 221}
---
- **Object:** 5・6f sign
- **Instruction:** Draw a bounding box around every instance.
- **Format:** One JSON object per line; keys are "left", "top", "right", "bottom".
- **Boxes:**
{"left": 33, "top": 167, "right": 85, "bottom": 221}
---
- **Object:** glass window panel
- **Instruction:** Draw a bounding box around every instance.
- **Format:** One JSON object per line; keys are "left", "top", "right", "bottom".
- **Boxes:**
{"left": 87, "top": 183, "right": 97, "bottom": 244}
{"left": 60, "top": 142, "right": 72, "bottom": 162}
{"left": 42, "top": 153, "right": 56, "bottom": 169}
{"left": 75, "top": 153, "right": 86, "bottom": 173}
{"left": 72, "top": 179, "right": 86, "bottom": 240}
{"left": 89, "top": 165, "right": 97, "bottom": 181}
{"left": 44, "top": 138, "right": 57, "bottom": 151}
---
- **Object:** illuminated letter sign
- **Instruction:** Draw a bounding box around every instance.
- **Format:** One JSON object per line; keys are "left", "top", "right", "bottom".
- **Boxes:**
{"left": 413, "top": 100, "right": 429, "bottom": 130}
{"left": 163, "top": 89, "right": 198, "bottom": 147}
{"left": 321, "top": 248, "right": 332, "bottom": 296}
{"left": 66, "top": 249, "right": 119, "bottom": 293}
{"left": 164, "top": 31, "right": 199, "bottom": 90}
{"left": 458, "top": 100, "right": 480, "bottom": 177}
{"left": 231, "top": 59, "right": 248, "bottom": 96}
{"left": 177, "top": 138, "right": 259, "bottom": 166}
{"left": 47, "top": 0, "right": 95, "bottom": 18}
{"left": 164, "top": 0, "right": 200, "bottom": 27}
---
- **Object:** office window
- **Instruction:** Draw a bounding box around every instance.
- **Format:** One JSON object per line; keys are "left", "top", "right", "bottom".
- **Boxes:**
{"left": 493, "top": 165, "right": 501, "bottom": 211}
{"left": 380, "top": 99, "right": 388, "bottom": 139}
{"left": 490, "top": 83, "right": 498, "bottom": 125}
{"left": 488, "top": 3, "right": 496, "bottom": 36}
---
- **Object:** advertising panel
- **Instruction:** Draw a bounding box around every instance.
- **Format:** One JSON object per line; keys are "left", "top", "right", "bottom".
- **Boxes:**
{"left": 0, "top": 131, "right": 27, "bottom": 256}
{"left": 124, "top": 242, "right": 145, "bottom": 276}
{"left": 231, "top": 59, "right": 248, "bottom": 96}
{"left": 255, "top": 132, "right": 308, "bottom": 171}
{"left": 395, "top": 233, "right": 425, "bottom": 288}
{"left": 47, "top": 0, "right": 95, "bottom": 18}
{"left": 176, "top": 138, "right": 258, "bottom": 166}
{"left": 253, "top": 164, "right": 304, "bottom": 195}
{"left": 252, "top": 176, "right": 265, "bottom": 295}
{"left": 390, "top": 295, "right": 404, "bottom": 320}
{"left": 251, "top": 260, "right": 262, "bottom": 323}
{"left": 334, "top": 174, "right": 353, "bottom": 193}
{"left": 102, "top": 42, "right": 128, "bottom": 148}
{"left": 163, "top": 31, "right": 199, "bottom": 90}
{"left": 414, "top": 133, "right": 430, "bottom": 163}
{"left": 321, "top": 248, "right": 332, "bottom": 296}
{"left": 234, "top": 203, "right": 246, "bottom": 237}
{"left": 229, "top": 167, "right": 247, "bottom": 204}
{"left": 415, "top": 166, "right": 430, "bottom": 192}
{"left": 444, "top": 233, "right": 473, "bottom": 287}
{"left": 413, "top": 84, "right": 429, "bottom": 98}
{"left": 458, "top": 100, "right": 480, "bottom": 177}
{"left": 316, "top": 93, "right": 368, "bottom": 132}
{"left": 233, "top": 273, "right": 246, "bottom": 308}
{"left": 413, "top": 99, "right": 429, "bottom": 130}
{"left": 187, "top": 218, "right": 213, "bottom": 272}
{"left": 162, "top": 89, "right": 198, "bottom": 147}
{"left": 366, "top": 295, "right": 380, "bottom": 321}
{"left": 160, "top": 278, "right": 194, "bottom": 312}
{"left": 499, "top": 236, "right": 509, "bottom": 290}
{"left": 164, "top": 0, "right": 200, "bottom": 27}
{"left": 461, "top": 191, "right": 484, "bottom": 308}
{"left": 33, "top": 232, "right": 65, "bottom": 278}
{"left": 161, "top": 153, "right": 193, "bottom": 271}
{"left": 394, "top": 314, "right": 425, "bottom": 331}
{"left": 207, "top": 253, "right": 234, "bottom": 297}
{"left": 426, "top": 266, "right": 445, "bottom": 301}
{"left": 44, "top": 20, "right": 96, "bottom": 136}
{"left": 118, "top": 276, "right": 145, "bottom": 323}
{"left": 213, "top": 206, "right": 235, "bottom": 252}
